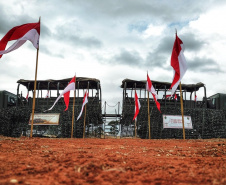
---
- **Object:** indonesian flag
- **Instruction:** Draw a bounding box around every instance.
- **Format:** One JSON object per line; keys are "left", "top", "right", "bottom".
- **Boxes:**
{"left": 146, "top": 74, "right": 161, "bottom": 112}
{"left": 45, "top": 90, "right": 50, "bottom": 98}
{"left": 133, "top": 91, "right": 141, "bottom": 121}
{"left": 0, "top": 21, "right": 40, "bottom": 58}
{"left": 174, "top": 94, "right": 178, "bottom": 101}
{"left": 26, "top": 92, "right": 29, "bottom": 102}
{"left": 169, "top": 34, "right": 188, "bottom": 95}
{"left": 77, "top": 90, "right": 88, "bottom": 121}
{"left": 46, "top": 76, "right": 76, "bottom": 111}
{"left": 195, "top": 95, "right": 197, "bottom": 102}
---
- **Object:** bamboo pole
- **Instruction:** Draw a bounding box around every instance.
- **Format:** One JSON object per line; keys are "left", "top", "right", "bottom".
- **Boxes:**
{"left": 134, "top": 119, "right": 137, "bottom": 138}
{"left": 147, "top": 91, "right": 151, "bottom": 139}
{"left": 179, "top": 82, "right": 186, "bottom": 139}
{"left": 71, "top": 76, "right": 76, "bottom": 138}
{"left": 83, "top": 104, "right": 87, "bottom": 139}
{"left": 30, "top": 18, "right": 40, "bottom": 137}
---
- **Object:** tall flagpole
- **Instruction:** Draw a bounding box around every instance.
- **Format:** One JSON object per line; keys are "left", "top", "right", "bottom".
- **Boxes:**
{"left": 71, "top": 75, "right": 76, "bottom": 138}
{"left": 147, "top": 90, "right": 151, "bottom": 139}
{"left": 83, "top": 104, "right": 87, "bottom": 139}
{"left": 30, "top": 17, "right": 40, "bottom": 138}
{"left": 179, "top": 82, "right": 186, "bottom": 139}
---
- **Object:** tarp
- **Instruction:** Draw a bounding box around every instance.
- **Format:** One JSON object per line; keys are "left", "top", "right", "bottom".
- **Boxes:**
{"left": 17, "top": 77, "right": 100, "bottom": 90}
{"left": 120, "top": 79, "right": 205, "bottom": 93}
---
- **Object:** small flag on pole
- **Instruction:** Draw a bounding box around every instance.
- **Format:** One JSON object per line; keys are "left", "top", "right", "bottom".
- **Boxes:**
{"left": 77, "top": 90, "right": 88, "bottom": 121}
{"left": 45, "top": 76, "right": 76, "bottom": 111}
{"left": 26, "top": 92, "right": 29, "bottom": 102}
{"left": 133, "top": 91, "right": 141, "bottom": 121}
{"left": 174, "top": 94, "right": 178, "bottom": 101}
{"left": 146, "top": 74, "right": 161, "bottom": 112}
{"left": 0, "top": 21, "right": 40, "bottom": 58}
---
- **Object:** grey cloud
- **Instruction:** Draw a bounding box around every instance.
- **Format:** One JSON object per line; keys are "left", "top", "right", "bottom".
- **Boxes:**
{"left": 180, "top": 32, "right": 205, "bottom": 52}
{"left": 145, "top": 53, "right": 167, "bottom": 68}
{"left": 188, "top": 57, "right": 224, "bottom": 73}
{"left": 111, "top": 49, "right": 144, "bottom": 66}
{"left": 54, "top": 26, "right": 102, "bottom": 49}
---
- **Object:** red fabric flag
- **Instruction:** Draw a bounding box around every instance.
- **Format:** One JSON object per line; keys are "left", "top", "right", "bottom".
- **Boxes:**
{"left": 169, "top": 34, "right": 187, "bottom": 95}
{"left": 133, "top": 91, "right": 141, "bottom": 121}
{"left": 46, "top": 76, "right": 76, "bottom": 111}
{"left": 0, "top": 21, "right": 40, "bottom": 58}
{"left": 26, "top": 92, "right": 29, "bottom": 102}
{"left": 146, "top": 74, "right": 161, "bottom": 112}
{"left": 195, "top": 95, "right": 197, "bottom": 102}
{"left": 77, "top": 90, "right": 89, "bottom": 121}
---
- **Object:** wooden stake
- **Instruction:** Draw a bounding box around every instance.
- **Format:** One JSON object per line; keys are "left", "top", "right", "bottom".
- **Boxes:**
{"left": 147, "top": 91, "right": 151, "bottom": 139}
{"left": 30, "top": 37, "right": 40, "bottom": 137}
{"left": 83, "top": 104, "right": 87, "bottom": 139}
{"left": 71, "top": 76, "right": 76, "bottom": 138}
{"left": 179, "top": 82, "right": 186, "bottom": 139}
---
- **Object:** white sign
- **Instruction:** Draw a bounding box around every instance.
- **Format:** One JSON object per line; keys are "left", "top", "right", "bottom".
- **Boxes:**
{"left": 29, "top": 113, "right": 60, "bottom": 125}
{"left": 163, "top": 114, "right": 193, "bottom": 129}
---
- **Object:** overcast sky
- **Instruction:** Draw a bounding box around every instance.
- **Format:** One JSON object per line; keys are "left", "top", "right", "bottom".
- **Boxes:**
{"left": 0, "top": 0, "right": 226, "bottom": 113}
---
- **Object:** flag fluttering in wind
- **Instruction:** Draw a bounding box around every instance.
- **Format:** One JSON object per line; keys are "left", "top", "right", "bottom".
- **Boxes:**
{"left": 45, "top": 90, "right": 50, "bottom": 98}
{"left": 77, "top": 90, "right": 88, "bottom": 121}
{"left": 46, "top": 76, "right": 76, "bottom": 111}
{"left": 146, "top": 74, "right": 161, "bottom": 112}
{"left": 133, "top": 91, "right": 141, "bottom": 121}
{"left": 0, "top": 21, "right": 40, "bottom": 58}
{"left": 169, "top": 34, "right": 187, "bottom": 95}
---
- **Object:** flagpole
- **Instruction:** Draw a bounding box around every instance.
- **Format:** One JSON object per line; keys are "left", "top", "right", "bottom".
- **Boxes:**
{"left": 147, "top": 90, "right": 151, "bottom": 139}
{"left": 179, "top": 82, "right": 186, "bottom": 139}
{"left": 30, "top": 17, "right": 40, "bottom": 138}
{"left": 83, "top": 104, "right": 87, "bottom": 139}
{"left": 134, "top": 119, "right": 137, "bottom": 138}
{"left": 71, "top": 75, "right": 76, "bottom": 138}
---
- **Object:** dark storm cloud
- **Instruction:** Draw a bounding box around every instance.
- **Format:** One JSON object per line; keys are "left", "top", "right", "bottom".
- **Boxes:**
{"left": 188, "top": 57, "right": 224, "bottom": 73}
{"left": 111, "top": 49, "right": 144, "bottom": 66}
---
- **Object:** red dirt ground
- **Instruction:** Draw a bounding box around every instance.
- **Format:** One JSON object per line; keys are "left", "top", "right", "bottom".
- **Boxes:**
{"left": 0, "top": 136, "right": 225, "bottom": 185}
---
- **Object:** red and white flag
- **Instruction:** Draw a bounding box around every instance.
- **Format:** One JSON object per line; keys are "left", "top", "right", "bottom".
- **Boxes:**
{"left": 133, "top": 91, "right": 141, "bottom": 121}
{"left": 45, "top": 90, "right": 50, "bottom": 98}
{"left": 195, "top": 95, "right": 197, "bottom": 102}
{"left": 146, "top": 74, "right": 161, "bottom": 112}
{"left": 77, "top": 90, "right": 88, "bottom": 121}
{"left": 46, "top": 76, "right": 76, "bottom": 111}
{"left": 26, "top": 92, "right": 29, "bottom": 102}
{"left": 169, "top": 34, "right": 187, "bottom": 95}
{"left": 174, "top": 94, "right": 178, "bottom": 101}
{"left": 0, "top": 21, "right": 40, "bottom": 58}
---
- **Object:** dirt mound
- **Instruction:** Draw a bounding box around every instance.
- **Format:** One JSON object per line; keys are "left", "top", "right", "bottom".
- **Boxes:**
{"left": 0, "top": 136, "right": 225, "bottom": 185}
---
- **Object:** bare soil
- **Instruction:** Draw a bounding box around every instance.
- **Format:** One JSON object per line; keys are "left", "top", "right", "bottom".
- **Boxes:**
{"left": 0, "top": 136, "right": 225, "bottom": 185}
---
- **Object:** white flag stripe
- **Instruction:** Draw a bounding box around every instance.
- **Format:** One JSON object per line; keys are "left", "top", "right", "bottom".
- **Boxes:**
{"left": 46, "top": 82, "right": 75, "bottom": 111}
{"left": 0, "top": 29, "right": 39, "bottom": 55}
{"left": 77, "top": 91, "right": 88, "bottom": 121}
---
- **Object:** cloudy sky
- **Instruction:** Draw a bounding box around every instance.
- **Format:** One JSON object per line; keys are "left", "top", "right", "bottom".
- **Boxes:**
{"left": 0, "top": 0, "right": 226, "bottom": 113}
